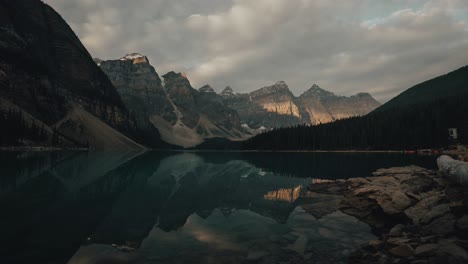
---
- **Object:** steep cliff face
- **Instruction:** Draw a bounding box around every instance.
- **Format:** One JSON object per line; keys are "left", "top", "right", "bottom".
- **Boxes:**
{"left": 157, "top": 73, "right": 248, "bottom": 147}
{"left": 0, "top": 0, "right": 142, "bottom": 149}
{"left": 99, "top": 54, "right": 177, "bottom": 127}
{"left": 223, "top": 81, "right": 309, "bottom": 129}
{"left": 195, "top": 84, "right": 245, "bottom": 138}
{"left": 250, "top": 81, "right": 302, "bottom": 118}
{"left": 298, "top": 85, "right": 334, "bottom": 125}
{"left": 224, "top": 83, "right": 380, "bottom": 128}
{"left": 321, "top": 92, "right": 381, "bottom": 120}
{"left": 162, "top": 71, "right": 200, "bottom": 129}
{"left": 298, "top": 84, "right": 381, "bottom": 123}
{"left": 99, "top": 58, "right": 248, "bottom": 147}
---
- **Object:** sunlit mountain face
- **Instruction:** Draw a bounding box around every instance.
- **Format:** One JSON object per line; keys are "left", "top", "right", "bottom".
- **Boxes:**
{"left": 0, "top": 151, "right": 436, "bottom": 263}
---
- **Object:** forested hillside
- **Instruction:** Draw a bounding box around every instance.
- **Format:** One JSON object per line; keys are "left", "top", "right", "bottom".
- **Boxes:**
{"left": 243, "top": 66, "right": 468, "bottom": 150}
{"left": 375, "top": 65, "right": 468, "bottom": 112}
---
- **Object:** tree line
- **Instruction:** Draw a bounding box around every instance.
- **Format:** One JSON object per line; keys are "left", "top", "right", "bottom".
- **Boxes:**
{"left": 243, "top": 92, "right": 468, "bottom": 150}
{"left": 0, "top": 106, "right": 48, "bottom": 146}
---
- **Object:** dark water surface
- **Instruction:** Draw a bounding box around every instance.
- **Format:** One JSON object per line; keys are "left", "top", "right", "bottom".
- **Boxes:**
{"left": 0, "top": 151, "right": 437, "bottom": 264}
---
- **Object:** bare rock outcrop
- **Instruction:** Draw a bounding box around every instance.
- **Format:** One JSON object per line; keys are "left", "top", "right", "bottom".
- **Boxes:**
{"left": 308, "top": 165, "right": 468, "bottom": 263}
{"left": 99, "top": 58, "right": 249, "bottom": 147}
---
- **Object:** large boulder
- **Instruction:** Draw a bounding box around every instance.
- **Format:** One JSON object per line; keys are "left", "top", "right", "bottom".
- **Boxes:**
{"left": 437, "top": 155, "right": 468, "bottom": 186}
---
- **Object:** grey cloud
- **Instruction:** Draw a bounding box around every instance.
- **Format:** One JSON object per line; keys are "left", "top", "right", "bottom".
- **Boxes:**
{"left": 48, "top": 0, "right": 468, "bottom": 102}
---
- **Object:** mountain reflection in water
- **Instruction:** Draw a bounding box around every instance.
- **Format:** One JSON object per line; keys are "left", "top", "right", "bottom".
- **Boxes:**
{"left": 0, "top": 151, "right": 436, "bottom": 264}
{"left": 264, "top": 186, "right": 302, "bottom": 203}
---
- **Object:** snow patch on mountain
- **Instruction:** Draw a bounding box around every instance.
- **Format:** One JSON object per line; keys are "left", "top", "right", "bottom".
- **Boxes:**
{"left": 121, "top": 53, "right": 145, "bottom": 60}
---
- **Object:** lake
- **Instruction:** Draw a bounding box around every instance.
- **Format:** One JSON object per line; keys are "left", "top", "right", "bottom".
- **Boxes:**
{"left": 0, "top": 151, "right": 437, "bottom": 264}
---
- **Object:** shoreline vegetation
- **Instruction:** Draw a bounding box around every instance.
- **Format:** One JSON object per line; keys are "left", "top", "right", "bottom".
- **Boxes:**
{"left": 0, "top": 146, "right": 444, "bottom": 153}
{"left": 0, "top": 146, "right": 88, "bottom": 152}
{"left": 3, "top": 145, "right": 468, "bottom": 165}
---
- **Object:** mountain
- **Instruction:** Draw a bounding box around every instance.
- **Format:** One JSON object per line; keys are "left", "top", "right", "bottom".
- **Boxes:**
{"left": 299, "top": 84, "right": 381, "bottom": 124}
{"left": 98, "top": 53, "right": 175, "bottom": 126}
{"left": 243, "top": 66, "right": 468, "bottom": 150}
{"left": 222, "top": 81, "right": 308, "bottom": 129}
{"left": 374, "top": 65, "right": 468, "bottom": 112}
{"left": 0, "top": 0, "right": 143, "bottom": 150}
{"left": 297, "top": 84, "right": 335, "bottom": 124}
{"left": 220, "top": 86, "right": 236, "bottom": 98}
{"left": 99, "top": 57, "right": 248, "bottom": 147}
{"left": 195, "top": 84, "right": 246, "bottom": 138}
{"left": 98, "top": 53, "right": 178, "bottom": 147}
{"left": 223, "top": 82, "right": 380, "bottom": 128}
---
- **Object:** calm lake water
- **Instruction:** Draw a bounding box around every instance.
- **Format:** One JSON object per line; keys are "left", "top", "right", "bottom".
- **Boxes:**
{"left": 0, "top": 151, "right": 437, "bottom": 264}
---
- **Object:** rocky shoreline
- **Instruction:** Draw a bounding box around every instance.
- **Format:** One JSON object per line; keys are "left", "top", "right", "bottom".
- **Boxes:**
{"left": 308, "top": 164, "right": 468, "bottom": 263}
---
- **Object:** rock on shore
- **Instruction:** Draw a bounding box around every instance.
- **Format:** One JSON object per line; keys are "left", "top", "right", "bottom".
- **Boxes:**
{"left": 308, "top": 165, "right": 468, "bottom": 263}
{"left": 438, "top": 155, "right": 468, "bottom": 186}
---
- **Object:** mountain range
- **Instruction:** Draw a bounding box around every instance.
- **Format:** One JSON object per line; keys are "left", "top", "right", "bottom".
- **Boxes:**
{"left": 97, "top": 53, "right": 380, "bottom": 147}
{"left": 98, "top": 54, "right": 248, "bottom": 147}
{"left": 222, "top": 82, "right": 380, "bottom": 130}
{"left": 6, "top": 0, "right": 463, "bottom": 150}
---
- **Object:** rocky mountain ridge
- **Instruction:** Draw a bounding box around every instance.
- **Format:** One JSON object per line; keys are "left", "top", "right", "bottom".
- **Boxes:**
{"left": 98, "top": 52, "right": 380, "bottom": 146}
{"left": 223, "top": 82, "right": 381, "bottom": 128}
{"left": 99, "top": 56, "right": 249, "bottom": 147}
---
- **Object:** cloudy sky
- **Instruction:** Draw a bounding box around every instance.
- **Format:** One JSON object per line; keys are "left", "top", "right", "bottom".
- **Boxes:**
{"left": 48, "top": 0, "right": 468, "bottom": 102}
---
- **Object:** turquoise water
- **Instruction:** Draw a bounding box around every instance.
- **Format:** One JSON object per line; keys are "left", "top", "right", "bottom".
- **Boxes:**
{"left": 0, "top": 151, "right": 436, "bottom": 263}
